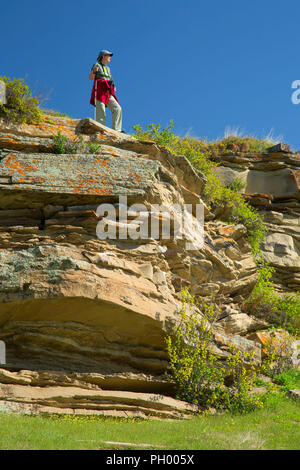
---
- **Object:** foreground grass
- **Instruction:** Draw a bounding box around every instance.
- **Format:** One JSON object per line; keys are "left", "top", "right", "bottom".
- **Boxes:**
{"left": 0, "top": 395, "right": 299, "bottom": 450}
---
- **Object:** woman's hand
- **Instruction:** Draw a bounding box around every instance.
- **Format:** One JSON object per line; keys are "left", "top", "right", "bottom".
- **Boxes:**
{"left": 89, "top": 66, "right": 100, "bottom": 80}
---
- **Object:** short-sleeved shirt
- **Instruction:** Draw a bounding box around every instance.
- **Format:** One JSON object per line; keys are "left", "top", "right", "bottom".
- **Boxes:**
{"left": 91, "top": 62, "right": 112, "bottom": 81}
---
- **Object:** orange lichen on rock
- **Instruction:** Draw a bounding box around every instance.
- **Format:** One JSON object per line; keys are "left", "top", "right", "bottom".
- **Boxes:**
{"left": 133, "top": 173, "right": 142, "bottom": 182}
{"left": 247, "top": 331, "right": 291, "bottom": 358}
{"left": 3, "top": 155, "right": 38, "bottom": 176}
{"left": 219, "top": 226, "right": 238, "bottom": 237}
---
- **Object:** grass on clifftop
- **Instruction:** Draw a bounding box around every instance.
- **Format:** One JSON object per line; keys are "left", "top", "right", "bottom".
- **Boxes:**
{"left": 41, "top": 108, "right": 72, "bottom": 118}
{"left": 0, "top": 395, "right": 298, "bottom": 450}
{"left": 132, "top": 120, "right": 277, "bottom": 157}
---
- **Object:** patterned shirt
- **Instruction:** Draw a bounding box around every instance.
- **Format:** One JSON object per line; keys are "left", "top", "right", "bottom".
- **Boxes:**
{"left": 91, "top": 62, "right": 112, "bottom": 81}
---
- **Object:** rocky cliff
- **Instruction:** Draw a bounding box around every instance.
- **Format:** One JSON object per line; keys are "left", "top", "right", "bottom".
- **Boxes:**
{"left": 0, "top": 115, "right": 298, "bottom": 418}
{"left": 214, "top": 147, "right": 300, "bottom": 293}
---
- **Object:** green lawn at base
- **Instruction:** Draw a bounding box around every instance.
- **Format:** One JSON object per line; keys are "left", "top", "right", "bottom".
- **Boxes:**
{"left": 0, "top": 395, "right": 299, "bottom": 450}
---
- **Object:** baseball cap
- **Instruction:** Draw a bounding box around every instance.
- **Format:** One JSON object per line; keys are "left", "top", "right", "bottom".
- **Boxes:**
{"left": 98, "top": 50, "right": 113, "bottom": 58}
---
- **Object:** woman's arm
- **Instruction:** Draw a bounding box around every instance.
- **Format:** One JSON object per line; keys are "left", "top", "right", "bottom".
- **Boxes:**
{"left": 89, "top": 65, "right": 99, "bottom": 81}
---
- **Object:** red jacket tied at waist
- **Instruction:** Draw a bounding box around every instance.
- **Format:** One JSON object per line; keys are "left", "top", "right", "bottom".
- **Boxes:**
{"left": 90, "top": 79, "right": 119, "bottom": 107}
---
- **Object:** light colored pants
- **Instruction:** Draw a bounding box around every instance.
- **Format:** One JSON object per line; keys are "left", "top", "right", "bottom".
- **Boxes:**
{"left": 95, "top": 95, "right": 122, "bottom": 132}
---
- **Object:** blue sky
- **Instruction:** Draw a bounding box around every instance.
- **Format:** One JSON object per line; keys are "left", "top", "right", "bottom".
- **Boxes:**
{"left": 1, "top": 0, "right": 300, "bottom": 148}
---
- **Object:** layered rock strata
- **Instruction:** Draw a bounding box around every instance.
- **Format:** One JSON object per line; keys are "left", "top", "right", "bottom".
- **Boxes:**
{"left": 214, "top": 150, "right": 300, "bottom": 292}
{"left": 0, "top": 115, "right": 297, "bottom": 417}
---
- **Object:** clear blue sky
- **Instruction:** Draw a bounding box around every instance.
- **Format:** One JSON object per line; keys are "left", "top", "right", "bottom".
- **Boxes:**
{"left": 2, "top": 0, "right": 300, "bottom": 148}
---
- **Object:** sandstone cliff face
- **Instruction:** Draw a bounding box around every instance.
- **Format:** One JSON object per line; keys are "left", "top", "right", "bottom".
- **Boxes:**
{"left": 0, "top": 115, "right": 298, "bottom": 417}
{"left": 214, "top": 150, "right": 300, "bottom": 292}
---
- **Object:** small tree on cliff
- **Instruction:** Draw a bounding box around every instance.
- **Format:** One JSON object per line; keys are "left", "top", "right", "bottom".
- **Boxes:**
{"left": 0, "top": 76, "right": 42, "bottom": 124}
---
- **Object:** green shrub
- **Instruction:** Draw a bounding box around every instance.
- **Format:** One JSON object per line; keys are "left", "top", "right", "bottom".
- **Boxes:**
{"left": 255, "top": 377, "right": 268, "bottom": 387}
{"left": 0, "top": 76, "right": 42, "bottom": 124}
{"left": 273, "top": 368, "right": 300, "bottom": 391}
{"left": 244, "top": 264, "right": 300, "bottom": 336}
{"left": 165, "top": 288, "right": 264, "bottom": 413}
{"left": 132, "top": 120, "right": 178, "bottom": 147}
{"left": 274, "top": 294, "right": 300, "bottom": 334}
{"left": 52, "top": 131, "right": 75, "bottom": 154}
{"left": 225, "top": 177, "right": 245, "bottom": 193}
{"left": 52, "top": 132, "right": 101, "bottom": 154}
{"left": 87, "top": 141, "right": 102, "bottom": 154}
{"left": 223, "top": 190, "right": 267, "bottom": 257}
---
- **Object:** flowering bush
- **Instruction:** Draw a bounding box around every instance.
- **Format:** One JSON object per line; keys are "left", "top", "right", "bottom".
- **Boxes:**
{"left": 0, "top": 76, "right": 42, "bottom": 124}
{"left": 165, "top": 288, "right": 264, "bottom": 413}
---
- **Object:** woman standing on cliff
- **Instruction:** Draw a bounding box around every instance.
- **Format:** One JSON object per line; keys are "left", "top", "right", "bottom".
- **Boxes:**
{"left": 89, "top": 50, "right": 123, "bottom": 132}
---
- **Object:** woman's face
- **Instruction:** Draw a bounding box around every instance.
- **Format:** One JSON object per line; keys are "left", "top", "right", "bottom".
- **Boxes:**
{"left": 101, "top": 55, "right": 111, "bottom": 65}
